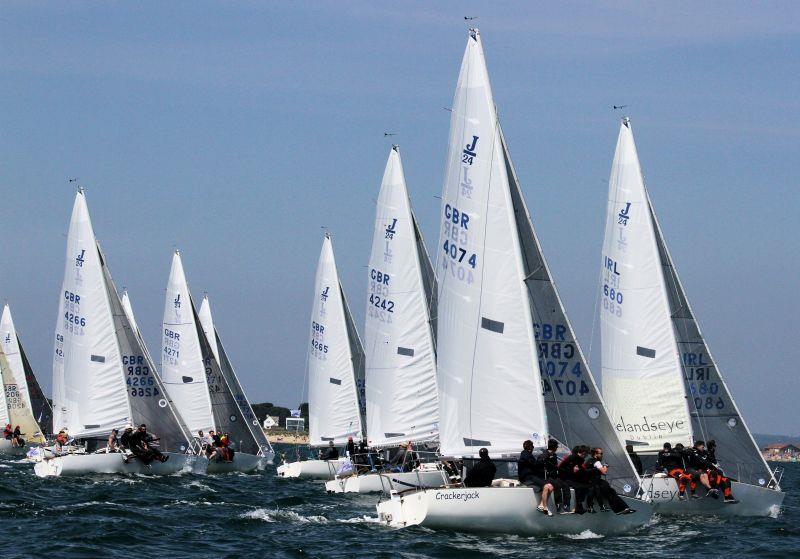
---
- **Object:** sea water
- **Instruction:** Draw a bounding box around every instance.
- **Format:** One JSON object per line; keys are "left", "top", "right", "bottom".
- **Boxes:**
{"left": 1, "top": 447, "right": 797, "bottom": 558}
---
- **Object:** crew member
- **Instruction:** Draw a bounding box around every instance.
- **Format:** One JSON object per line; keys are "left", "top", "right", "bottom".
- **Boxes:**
{"left": 464, "top": 448, "right": 496, "bottom": 488}
{"left": 584, "top": 447, "right": 636, "bottom": 514}
{"left": 517, "top": 439, "right": 556, "bottom": 516}
{"left": 558, "top": 445, "right": 590, "bottom": 514}
{"left": 626, "top": 444, "right": 643, "bottom": 475}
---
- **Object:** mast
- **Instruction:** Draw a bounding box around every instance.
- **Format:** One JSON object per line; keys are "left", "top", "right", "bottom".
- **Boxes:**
{"left": 436, "top": 28, "right": 547, "bottom": 458}
{"left": 364, "top": 146, "right": 439, "bottom": 447}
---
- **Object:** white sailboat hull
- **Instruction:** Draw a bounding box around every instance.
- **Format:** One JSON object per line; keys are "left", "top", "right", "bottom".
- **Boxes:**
{"left": 325, "top": 468, "right": 449, "bottom": 494}
{"left": 33, "top": 452, "right": 205, "bottom": 478}
{"left": 640, "top": 475, "right": 785, "bottom": 517}
{"left": 0, "top": 438, "right": 30, "bottom": 456}
{"left": 376, "top": 485, "right": 652, "bottom": 536}
{"left": 206, "top": 452, "right": 268, "bottom": 474}
{"left": 276, "top": 459, "right": 346, "bottom": 480}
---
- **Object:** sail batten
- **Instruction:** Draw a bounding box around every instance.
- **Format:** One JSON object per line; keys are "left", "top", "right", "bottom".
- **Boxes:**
{"left": 364, "top": 147, "right": 439, "bottom": 447}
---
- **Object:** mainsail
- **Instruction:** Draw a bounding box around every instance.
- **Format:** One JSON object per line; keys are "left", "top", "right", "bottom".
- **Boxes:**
{"left": 436, "top": 29, "right": 547, "bottom": 457}
{"left": 308, "top": 235, "right": 365, "bottom": 446}
{"left": 600, "top": 119, "right": 694, "bottom": 453}
{"left": 198, "top": 295, "right": 273, "bottom": 456}
{"left": 52, "top": 190, "right": 131, "bottom": 437}
{"left": 0, "top": 304, "right": 50, "bottom": 441}
{"left": 0, "top": 350, "right": 45, "bottom": 443}
{"left": 364, "top": 146, "right": 439, "bottom": 447}
{"left": 160, "top": 252, "right": 256, "bottom": 451}
{"left": 161, "top": 251, "right": 215, "bottom": 436}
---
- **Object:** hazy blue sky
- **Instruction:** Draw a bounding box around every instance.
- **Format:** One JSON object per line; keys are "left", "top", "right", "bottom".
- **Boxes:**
{"left": 1, "top": 2, "right": 798, "bottom": 435}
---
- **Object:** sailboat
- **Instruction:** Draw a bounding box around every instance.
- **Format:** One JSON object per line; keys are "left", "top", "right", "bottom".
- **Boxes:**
{"left": 376, "top": 29, "right": 652, "bottom": 535}
{"left": 600, "top": 118, "right": 785, "bottom": 516}
{"left": 325, "top": 146, "right": 448, "bottom": 494}
{"left": 160, "top": 251, "right": 270, "bottom": 473}
{"left": 34, "top": 189, "right": 202, "bottom": 477}
{"left": 276, "top": 234, "right": 365, "bottom": 480}
{"left": 198, "top": 294, "right": 275, "bottom": 465}
{"left": 0, "top": 303, "right": 51, "bottom": 455}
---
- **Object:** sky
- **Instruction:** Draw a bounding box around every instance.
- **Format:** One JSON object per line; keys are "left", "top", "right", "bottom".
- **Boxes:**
{"left": 1, "top": 2, "right": 798, "bottom": 436}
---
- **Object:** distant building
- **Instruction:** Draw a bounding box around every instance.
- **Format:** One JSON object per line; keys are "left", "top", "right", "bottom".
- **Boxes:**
{"left": 285, "top": 417, "right": 305, "bottom": 433}
{"left": 762, "top": 443, "right": 800, "bottom": 461}
{"left": 262, "top": 415, "right": 279, "bottom": 430}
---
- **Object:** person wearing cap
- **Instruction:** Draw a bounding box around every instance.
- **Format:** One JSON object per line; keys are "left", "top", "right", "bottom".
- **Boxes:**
{"left": 463, "top": 448, "right": 496, "bottom": 488}
{"left": 346, "top": 436, "right": 356, "bottom": 460}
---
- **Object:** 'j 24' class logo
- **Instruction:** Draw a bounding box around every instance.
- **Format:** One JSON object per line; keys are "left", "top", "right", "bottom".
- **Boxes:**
{"left": 617, "top": 202, "right": 631, "bottom": 226}
{"left": 384, "top": 218, "right": 397, "bottom": 240}
{"left": 75, "top": 249, "right": 86, "bottom": 267}
{"left": 462, "top": 135, "right": 479, "bottom": 165}
{"left": 173, "top": 293, "right": 181, "bottom": 309}
{"left": 320, "top": 286, "right": 329, "bottom": 302}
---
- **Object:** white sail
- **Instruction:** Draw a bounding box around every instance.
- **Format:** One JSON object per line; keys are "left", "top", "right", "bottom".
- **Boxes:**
{"left": 308, "top": 235, "right": 364, "bottom": 446}
{"left": 121, "top": 290, "right": 140, "bottom": 336}
{"left": 600, "top": 119, "right": 693, "bottom": 452}
{"left": 365, "top": 146, "right": 439, "bottom": 447}
{"left": 0, "top": 305, "right": 33, "bottom": 414}
{"left": 0, "top": 349, "right": 45, "bottom": 443}
{"left": 198, "top": 296, "right": 220, "bottom": 362}
{"left": 160, "top": 251, "right": 215, "bottom": 436}
{"left": 436, "top": 29, "right": 547, "bottom": 457}
{"left": 52, "top": 190, "right": 131, "bottom": 437}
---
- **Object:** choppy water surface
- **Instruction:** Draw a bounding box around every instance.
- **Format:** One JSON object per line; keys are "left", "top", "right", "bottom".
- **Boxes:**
{"left": 1, "top": 447, "right": 797, "bottom": 558}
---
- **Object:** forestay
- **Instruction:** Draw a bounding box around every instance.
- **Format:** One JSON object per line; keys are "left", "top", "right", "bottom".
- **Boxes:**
{"left": 600, "top": 120, "right": 693, "bottom": 453}
{"left": 198, "top": 296, "right": 273, "bottom": 455}
{"left": 161, "top": 251, "right": 215, "bottom": 437}
{"left": 365, "top": 146, "right": 439, "bottom": 447}
{"left": 648, "top": 179, "right": 777, "bottom": 488}
{"left": 100, "top": 252, "right": 193, "bottom": 453}
{"left": 308, "top": 235, "right": 365, "bottom": 446}
{"left": 500, "top": 126, "right": 638, "bottom": 494}
{"left": 52, "top": 190, "right": 131, "bottom": 438}
{"left": 436, "top": 29, "right": 547, "bottom": 458}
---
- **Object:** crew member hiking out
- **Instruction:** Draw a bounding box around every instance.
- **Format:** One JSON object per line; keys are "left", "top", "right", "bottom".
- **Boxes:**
{"left": 463, "top": 448, "right": 496, "bottom": 488}
{"left": 584, "top": 447, "right": 636, "bottom": 515}
{"left": 558, "top": 445, "right": 591, "bottom": 514}
{"left": 517, "top": 439, "right": 561, "bottom": 516}
{"left": 657, "top": 442, "right": 692, "bottom": 501}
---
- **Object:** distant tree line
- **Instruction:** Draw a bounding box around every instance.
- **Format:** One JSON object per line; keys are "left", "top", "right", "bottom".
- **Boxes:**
{"left": 251, "top": 402, "right": 309, "bottom": 428}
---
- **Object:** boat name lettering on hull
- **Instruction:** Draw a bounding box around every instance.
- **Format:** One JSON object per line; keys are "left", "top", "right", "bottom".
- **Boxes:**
{"left": 435, "top": 490, "right": 480, "bottom": 502}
